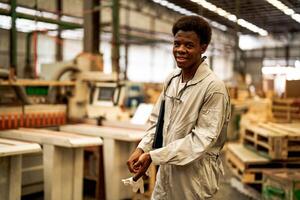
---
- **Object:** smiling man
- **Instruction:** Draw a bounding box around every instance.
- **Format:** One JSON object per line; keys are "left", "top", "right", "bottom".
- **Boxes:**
{"left": 127, "top": 16, "right": 231, "bottom": 199}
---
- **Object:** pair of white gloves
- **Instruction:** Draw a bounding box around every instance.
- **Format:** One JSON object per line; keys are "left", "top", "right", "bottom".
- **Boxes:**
{"left": 122, "top": 171, "right": 149, "bottom": 193}
{"left": 121, "top": 176, "right": 145, "bottom": 193}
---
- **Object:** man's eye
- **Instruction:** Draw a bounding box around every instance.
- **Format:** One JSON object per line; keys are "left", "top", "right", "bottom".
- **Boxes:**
{"left": 174, "top": 43, "right": 179, "bottom": 47}
{"left": 186, "top": 44, "right": 194, "bottom": 48}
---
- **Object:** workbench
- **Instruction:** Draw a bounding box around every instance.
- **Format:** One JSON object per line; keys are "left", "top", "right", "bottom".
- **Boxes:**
{"left": 0, "top": 128, "right": 102, "bottom": 200}
{"left": 60, "top": 124, "right": 146, "bottom": 200}
{"left": 0, "top": 138, "right": 41, "bottom": 200}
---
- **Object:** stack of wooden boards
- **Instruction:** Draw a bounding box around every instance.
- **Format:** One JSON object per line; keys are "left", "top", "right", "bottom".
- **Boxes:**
{"left": 0, "top": 104, "right": 66, "bottom": 130}
{"left": 226, "top": 122, "right": 300, "bottom": 199}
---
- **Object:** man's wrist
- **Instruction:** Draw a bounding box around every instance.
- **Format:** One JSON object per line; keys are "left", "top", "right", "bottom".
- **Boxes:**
{"left": 136, "top": 148, "right": 144, "bottom": 154}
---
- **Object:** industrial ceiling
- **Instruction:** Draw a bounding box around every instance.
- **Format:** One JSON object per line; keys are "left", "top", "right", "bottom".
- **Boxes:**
{"left": 167, "top": 0, "right": 300, "bottom": 35}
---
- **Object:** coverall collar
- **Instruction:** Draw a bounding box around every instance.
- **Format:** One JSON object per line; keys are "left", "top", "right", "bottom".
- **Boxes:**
{"left": 172, "top": 60, "right": 211, "bottom": 86}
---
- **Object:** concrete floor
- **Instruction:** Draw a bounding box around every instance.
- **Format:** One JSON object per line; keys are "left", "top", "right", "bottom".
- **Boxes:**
{"left": 214, "top": 153, "right": 253, "bottom": 200}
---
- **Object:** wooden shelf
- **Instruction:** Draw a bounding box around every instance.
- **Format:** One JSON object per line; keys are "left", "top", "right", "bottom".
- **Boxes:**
{"left": 0, "top": 79, "right": 75, "bottom": 86}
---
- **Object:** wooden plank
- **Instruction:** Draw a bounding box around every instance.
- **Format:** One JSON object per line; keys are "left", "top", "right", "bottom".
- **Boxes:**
{"left": 0, "top": 157, "right": 10, "bottom": 200}
{"left": 43, "top": 145, "right": 85, "bottom": 200}
{"left": 60, "top": 124, "right": 145, "bottom": 141}
{"left": 43, "top": 144, "right": 62, "bottom": 200}
{"left": 0, "top": 129, "right": 102, "bottom": 148}
{"left": 72, "top": 148, "right": 83, "bottom": 200}
{"left": 24, "top": 104, "right": 66, "bottom": 113}
{"left": 0, "top": 79, "right": 75, "bottom": 86}
{"left": 227, "top": 143, "right": 270, "bottom": 164}
{"left": 0, "top": 138, "right": 41, "bottom": 157}
{"left": 8, "top": 155, "right": 22, "bottom": 200}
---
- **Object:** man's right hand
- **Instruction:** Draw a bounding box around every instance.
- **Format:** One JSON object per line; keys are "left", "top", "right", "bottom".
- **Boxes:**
{"left": 127, "top": 148, "right": 144, "bottom": 173}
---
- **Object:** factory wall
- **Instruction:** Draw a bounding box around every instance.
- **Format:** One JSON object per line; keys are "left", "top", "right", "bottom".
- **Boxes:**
{"left": 0, "top": 0, "right": 236, "bottom": 82}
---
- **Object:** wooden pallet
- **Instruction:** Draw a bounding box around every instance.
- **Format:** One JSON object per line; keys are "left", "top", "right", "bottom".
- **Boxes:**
{"left": 272, "top": 98, "right": 300, "bottom": 123}
{"left": 241, "top": 122, "right": 300, "bottom": 160}
{"left": 226, "top": 143, "right": 300, "bottom": 184}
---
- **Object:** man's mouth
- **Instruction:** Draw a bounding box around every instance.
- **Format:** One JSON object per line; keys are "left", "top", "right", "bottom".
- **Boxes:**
{"left": 176, "top": 57, "right": 188, "bottom": 62}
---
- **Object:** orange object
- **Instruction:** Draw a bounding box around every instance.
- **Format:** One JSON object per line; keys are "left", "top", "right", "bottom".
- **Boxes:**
{"left": 46, "top": 113, "right": 51, "bottom": 126}
{"left": 7, "top": 114, "right": 12, "bottom": 129}
{"left": 0, "top": 115, "right": 3, "bottom": 130}
{"left": 25, "top": 114, "right": 30, "bottom": 127}
{"left": 62, "top": 113, "right": 66, "bottom": 124}
{"left": 20, "top": 114, "right": 24, "bottom": 127}
{"left": 13, "top": 113, "right": 18, "bottom": 128}
{"left": 36, "top": 113, "right": 41, "bottom": 127}
{"left": 42, "top": 113, "right": 46, "bottom": 126}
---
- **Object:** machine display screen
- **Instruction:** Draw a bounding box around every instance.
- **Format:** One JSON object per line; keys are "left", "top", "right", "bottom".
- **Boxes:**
{"left": 98, "top": 87, "right": 115, "bottom": 101}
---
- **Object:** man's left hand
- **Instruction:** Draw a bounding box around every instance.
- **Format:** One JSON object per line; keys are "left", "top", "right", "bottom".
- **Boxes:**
{"left": 132, "top": 153, "right": 152, "bottom": 181}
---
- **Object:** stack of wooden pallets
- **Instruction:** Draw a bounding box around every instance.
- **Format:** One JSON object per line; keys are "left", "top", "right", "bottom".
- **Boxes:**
{"left": 226, "top": 122, "right": 300, "bottom": 188}
{"left": 272, "top": 98, "right": 300, "bottom": 123}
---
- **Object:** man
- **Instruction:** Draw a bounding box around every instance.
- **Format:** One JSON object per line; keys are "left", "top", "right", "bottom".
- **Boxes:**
{"left": 127, "top": 15, "right": 231, "bottom": 199}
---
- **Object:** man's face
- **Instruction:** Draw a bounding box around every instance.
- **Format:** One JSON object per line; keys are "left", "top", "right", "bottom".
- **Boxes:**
{"left": 173, "top": 30, "right": 207, "bottom": 70}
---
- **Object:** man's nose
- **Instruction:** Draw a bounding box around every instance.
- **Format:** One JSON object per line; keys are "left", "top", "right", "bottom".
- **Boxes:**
{"left": 176, "top": 45, "right": 186, "bottom": 53}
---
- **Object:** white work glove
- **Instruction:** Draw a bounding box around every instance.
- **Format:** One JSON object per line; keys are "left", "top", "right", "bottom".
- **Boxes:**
{"left": 121, "top": 177, "right": 144, "bottom": 193}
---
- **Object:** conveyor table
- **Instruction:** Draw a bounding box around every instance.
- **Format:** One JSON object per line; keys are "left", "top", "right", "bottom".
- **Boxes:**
{"left": 60, "top": 124, "right": 146, "bottom": 200}
{"left": 0, "top": 138, "right": 41, "bottom": 200}
{"left": 0, "top": 128, "right": 102, "bottom": 200}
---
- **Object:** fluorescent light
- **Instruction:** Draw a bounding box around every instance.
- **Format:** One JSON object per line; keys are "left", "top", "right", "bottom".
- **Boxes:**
{"left": 151, "top": 0, "right": 228, "bottom": 31}
{"left": 292, "top": 13, "right": 300, "bottom": 23}
{"left": 190, "top": 0, "right": 268, "bottom": 35}
{"left": 265, "top": 0, "right": 300, "bottom": 24}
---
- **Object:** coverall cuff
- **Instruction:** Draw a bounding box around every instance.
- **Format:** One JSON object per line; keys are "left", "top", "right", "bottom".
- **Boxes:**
{"left": 149, "top": 149, "right": 162, "bottom": 165}
{"left": 137, "top": 143, "right": 151, "bottom": 153}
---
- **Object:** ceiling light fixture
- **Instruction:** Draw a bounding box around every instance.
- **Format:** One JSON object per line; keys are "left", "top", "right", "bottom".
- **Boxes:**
{"left": 190, "top": 0, "right": 268, "bottom": 36}
{"left": 265, "top": 0, "right": 300, "bottom": 23}
{"left": 151, "top": 0, "right": 227, "bottom": 31}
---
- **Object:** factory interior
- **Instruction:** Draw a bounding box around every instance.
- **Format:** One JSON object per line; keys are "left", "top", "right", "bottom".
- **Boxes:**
{"left": 0, "top": 0, "right": 300, "bottom": 199}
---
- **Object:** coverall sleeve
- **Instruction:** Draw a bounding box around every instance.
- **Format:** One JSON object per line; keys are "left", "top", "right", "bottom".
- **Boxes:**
{"left": 149, "top": 92, "right": 229, "bottom": 165}
{"left": 137, "top": 92, "right": 163, "bottom": 153}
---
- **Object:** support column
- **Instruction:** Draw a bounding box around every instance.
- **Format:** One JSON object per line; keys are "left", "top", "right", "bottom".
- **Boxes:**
{"left": 111, "top": 0, "right": 120, "bottom": 76}
{"left": 56, "top": 0, "right": 63, "bottom": 61}
{"left": 233, "top": 0, "right": 240, "bottom": 73}
{"left": 83, "top": 0, "right": 100, "bottom": 53}
{"left": 10, "top": 0, "right": 17, "bottom": 77}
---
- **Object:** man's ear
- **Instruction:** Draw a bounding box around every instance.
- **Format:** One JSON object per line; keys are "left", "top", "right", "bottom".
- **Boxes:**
{"left": 200, "top": 44, "right": 208, "bottom": 54}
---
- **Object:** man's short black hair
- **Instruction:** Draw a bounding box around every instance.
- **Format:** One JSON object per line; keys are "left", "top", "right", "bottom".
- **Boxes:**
{"left": 172, "top": 16, "right": 212, "bottom": 45}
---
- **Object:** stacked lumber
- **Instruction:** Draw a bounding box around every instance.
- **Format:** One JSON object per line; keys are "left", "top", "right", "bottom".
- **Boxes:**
{"left": 0, "top": 104, "right": 66, "bottom": 130}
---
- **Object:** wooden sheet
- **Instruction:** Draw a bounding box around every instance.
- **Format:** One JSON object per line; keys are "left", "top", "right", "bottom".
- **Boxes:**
{"left": 0, "top": 138, "right": 41, "bottom": 157}
{"left": 60, "top": 124, "right": 145, "bottom": 141}
{"left": 0, "top": 128, "right": 102, "bottom": 148}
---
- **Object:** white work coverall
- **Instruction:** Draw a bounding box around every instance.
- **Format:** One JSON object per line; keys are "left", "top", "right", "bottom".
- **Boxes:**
{"left": 137, "top": 61, "right": 231, "bottom": 200}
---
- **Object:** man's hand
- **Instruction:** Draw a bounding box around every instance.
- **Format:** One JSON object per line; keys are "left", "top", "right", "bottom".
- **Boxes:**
{"left": 127, "top": 148, "right": 144, "bottom": 173}
{"left": 133, "top": 153, "right": 152, "bottom": 181}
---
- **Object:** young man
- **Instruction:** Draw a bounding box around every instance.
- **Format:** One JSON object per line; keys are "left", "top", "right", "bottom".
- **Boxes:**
{"left": 127, "top": 15, "right": 231, "bottom": 199}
